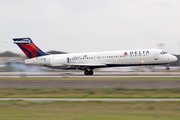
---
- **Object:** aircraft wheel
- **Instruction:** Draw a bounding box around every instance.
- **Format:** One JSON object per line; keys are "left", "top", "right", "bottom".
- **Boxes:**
{"left": 166, "top": 66, "right": 170, "bottom": 70}
{"left": 84, "top": 70, "right": 89, "bottom": 75}
{"left": 84, "top": 70, "right": 94, "bottom": 75}
{"left": 88, "top": 70, "right": 94, "bottom": 75}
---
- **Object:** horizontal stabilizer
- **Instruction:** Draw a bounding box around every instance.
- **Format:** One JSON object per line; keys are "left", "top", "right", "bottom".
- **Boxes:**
{"left": 14, "top": 40, "right": 30, "bottom": 44}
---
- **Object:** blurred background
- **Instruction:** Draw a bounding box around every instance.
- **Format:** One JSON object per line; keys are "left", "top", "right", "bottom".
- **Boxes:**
{"left": 1, "top": 0, "right": 180, "bottom": 73}
{"left": 0, "top": 1, "right": 180, "bottom": 119}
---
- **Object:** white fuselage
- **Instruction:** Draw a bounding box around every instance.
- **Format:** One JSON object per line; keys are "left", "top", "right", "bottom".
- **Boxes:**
{"left": 25, "top": 49, "right": 177, "bottom": 70}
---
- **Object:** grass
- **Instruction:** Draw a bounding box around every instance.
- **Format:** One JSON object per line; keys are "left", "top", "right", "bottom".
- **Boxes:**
{"left": 0, "top": 88, "right": 180, "bottom": 98}
{"left": 0, "top": 101, "right": 179, "bottom": 120}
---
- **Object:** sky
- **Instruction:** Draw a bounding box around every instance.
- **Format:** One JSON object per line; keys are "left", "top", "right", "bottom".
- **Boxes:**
{"left": 0, "top": 0, "right": 180, "bottom": 55}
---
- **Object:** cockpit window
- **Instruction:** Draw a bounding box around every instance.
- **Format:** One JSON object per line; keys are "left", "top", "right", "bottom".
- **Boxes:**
{"left": 160, "top": 51, "right": 168, "bottom": 54}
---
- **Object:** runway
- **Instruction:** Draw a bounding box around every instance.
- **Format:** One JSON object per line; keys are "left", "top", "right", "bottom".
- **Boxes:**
{"left": 0, "top": 79, "right": 180, "bottom": 89}
{"left": 1, "top": 75, "right": 180, "bottom": 78}
{"left": 0, "top": 98, "right": 180, "bottom": 101}
{"left": 1, "top": 72, "right": 180, "bottom": 78}
{"left": 0, "top": 72, "right": 180, "bottom": 89}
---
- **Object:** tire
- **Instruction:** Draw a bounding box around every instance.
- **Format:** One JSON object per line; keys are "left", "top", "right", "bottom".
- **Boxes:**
{"left": 84, "top": 70, "right": 89, "bottom": 75}
{"left": 88, "top": 70, "right": 94, "bottom": 75}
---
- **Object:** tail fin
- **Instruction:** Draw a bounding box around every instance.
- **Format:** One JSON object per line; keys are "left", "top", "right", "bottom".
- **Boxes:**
{"left": 13, "top": 38, "right": 48, "bottom": 59}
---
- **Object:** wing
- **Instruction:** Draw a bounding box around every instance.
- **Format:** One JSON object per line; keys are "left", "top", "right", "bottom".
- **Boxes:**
{"left": 66, "top": 63, "right": 107, "bottom": 67}
{"left": 51, "top": 63, "right": 107, "bottom": 70}
{"left": 67, "top": 63, "right": 107, "bottom": 70}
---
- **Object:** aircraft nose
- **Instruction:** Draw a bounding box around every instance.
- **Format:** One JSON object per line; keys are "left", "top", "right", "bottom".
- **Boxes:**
{"left": 170, "top": 55, "right": 178, "bottom": 62}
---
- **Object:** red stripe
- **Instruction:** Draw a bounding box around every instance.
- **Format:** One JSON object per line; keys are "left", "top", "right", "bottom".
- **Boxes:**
{"left": 19, "top": 44, "right": 39, "bottom": 58}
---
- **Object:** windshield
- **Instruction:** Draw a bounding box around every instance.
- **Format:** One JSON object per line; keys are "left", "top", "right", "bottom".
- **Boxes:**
{"left": 160, "top": 51, "right": 168, "bottom": 54}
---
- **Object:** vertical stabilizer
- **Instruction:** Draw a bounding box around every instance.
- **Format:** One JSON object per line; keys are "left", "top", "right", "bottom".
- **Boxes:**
{"left": 13, "top": 38, "right": 48, "bottom": 59}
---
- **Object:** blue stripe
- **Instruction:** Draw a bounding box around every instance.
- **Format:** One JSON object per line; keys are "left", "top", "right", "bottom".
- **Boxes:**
{"left": 37, "top": 49, "right": 48, "bottom": 57}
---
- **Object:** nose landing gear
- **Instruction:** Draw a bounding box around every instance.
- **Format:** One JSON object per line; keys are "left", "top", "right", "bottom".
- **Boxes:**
{"left": 84, "top": 70, "right": 94, "bottom": 75}
{"left": 166, "top": 64, "right": 170, "bottom": 70}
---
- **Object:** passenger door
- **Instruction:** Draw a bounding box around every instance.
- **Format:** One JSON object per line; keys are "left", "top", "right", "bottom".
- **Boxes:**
{"left": 67, "top": 57, "right": 69, "bottom": 63}
{"left": 154, "top": 54, "right": 158, "bottom": 60}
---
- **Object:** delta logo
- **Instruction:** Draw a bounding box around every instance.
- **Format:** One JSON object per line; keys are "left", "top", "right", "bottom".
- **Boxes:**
{"left": 129, "top": 51, "right": 150, "bottom": 55}
{"left": 123, "top": 51, "right": 150, "bottom": 55}
{"left": 124, "top": 52, "right": 128, "bottom": 55}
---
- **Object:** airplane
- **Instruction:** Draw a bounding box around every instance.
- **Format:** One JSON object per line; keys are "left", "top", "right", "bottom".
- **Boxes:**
{"left": 13, "top": 38, "right": 178, "bottom": 75}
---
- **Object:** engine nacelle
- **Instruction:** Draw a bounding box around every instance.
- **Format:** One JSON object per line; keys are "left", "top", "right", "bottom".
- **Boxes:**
{"left": 25, "top": 57, "right": 68, "bottom": 67}
{"left": 25, "top": 57, "right": 42, "bottom": 65}
{"left": 50, "top": 57, "right": 68, "bottom": 66}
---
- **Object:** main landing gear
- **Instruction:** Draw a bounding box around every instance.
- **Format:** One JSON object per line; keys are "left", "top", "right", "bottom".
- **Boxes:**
{"left": 84, "top": 70, "right": 94, "bottom": 75}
